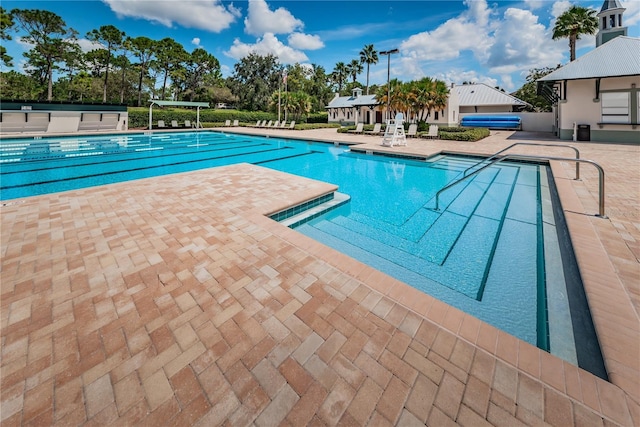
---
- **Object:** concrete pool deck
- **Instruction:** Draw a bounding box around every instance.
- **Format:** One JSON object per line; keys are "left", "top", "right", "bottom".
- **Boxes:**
{"left": 1, "top": 127, "right": 638, "bottom": 426}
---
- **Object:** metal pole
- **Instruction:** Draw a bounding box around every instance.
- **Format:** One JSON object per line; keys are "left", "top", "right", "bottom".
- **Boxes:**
{"left": 386, "top": 55, "right": 390, "bottom": 121}
{"left": 379, "top": 49, "right": 398, "bottom": 121}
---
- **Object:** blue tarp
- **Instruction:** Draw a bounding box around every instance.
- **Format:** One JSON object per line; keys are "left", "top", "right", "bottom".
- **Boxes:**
{"left": 461, "top": 115, "right": 521, "bottom": 129}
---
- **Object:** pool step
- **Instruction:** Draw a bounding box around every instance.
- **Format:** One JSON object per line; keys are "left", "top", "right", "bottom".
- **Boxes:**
{"left": 276, "top": 192, "right": 350, "bottom": 228}
{"left": 296, "top": 164, "right": 523, "bottom": 300}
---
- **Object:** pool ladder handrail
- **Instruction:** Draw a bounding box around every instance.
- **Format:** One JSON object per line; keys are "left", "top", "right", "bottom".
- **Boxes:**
{"left": 461, "top": 142, "right": 581, "bottom": 180}
{"left": 434, "top": 154, "right": 606, "bottom": 218}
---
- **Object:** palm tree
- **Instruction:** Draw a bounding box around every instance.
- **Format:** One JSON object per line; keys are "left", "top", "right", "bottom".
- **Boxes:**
{"left": 359, "top": 44, "right": 378, "bottom": 95}
{"left": 346, "top": 59, "right": 363, "bottom": 84}
{"left": 552, "top": 6, "right": 598, "bottom": 62}
{"left": 374, "top": 78, "right": 402, "bottom": 118}
{"left": 331, "top": 62, "right": 348, "bottom": 93}
{"left": 409, "top": 78, "right": 432, "bottom": 122}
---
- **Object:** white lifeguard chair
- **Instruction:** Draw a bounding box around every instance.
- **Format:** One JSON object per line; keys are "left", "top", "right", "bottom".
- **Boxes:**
{"left": 381, "top": 113, "right": 407, "bottom": 147}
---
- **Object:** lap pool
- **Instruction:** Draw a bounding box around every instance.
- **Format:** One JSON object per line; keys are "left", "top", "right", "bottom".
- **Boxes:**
{"left": 0, "top": 130, "right": 605, "bottom": 377}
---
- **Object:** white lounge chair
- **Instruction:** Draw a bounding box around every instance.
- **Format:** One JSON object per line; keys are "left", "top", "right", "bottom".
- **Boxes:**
{"left": 280, "top": 121, "right": 288, "bottom": 128}
{"left": 407, "top": 123, "right": 418, "bottom": 137}
{"left": 233, "top": 120, "right": 239, "bottom": 126}
{"left": 184, "top": 120, "right": 192, "bottom": 128}
{"left": 171, "top": 120, "right": 179, "bottom": 128}
{"left": 348, "top": 123, "right": 364, "bottom": 134}
{"left": 224, "top": 119, "right": 231, "bottom": 126}
{"left": 424, "top": 125, "right": 439, "bottom": 139}
{"left": 287, "top": 121, "right": 295, "bottom": 129}
{"left": 157, "top": 120, "right": 166, "bottom": 128}
{"left": 364, "top": 123, "right": 382, "bottom": 135}
{"left": 381, "top": 113, "right": 407, "bottom": 147}
{"left": 273, "top": 121, "right": 280, "bottom": 128}
{"left": 254, "top": 120, "right": 261, "bottom": 127}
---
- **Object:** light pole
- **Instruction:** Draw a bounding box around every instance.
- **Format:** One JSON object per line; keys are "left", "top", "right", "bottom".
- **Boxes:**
{"left": 379, "top": 48, "right": 399, "bottom": 121}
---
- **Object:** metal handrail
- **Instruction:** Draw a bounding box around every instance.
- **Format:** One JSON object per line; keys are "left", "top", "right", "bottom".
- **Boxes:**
{"left": 462, "top": 143, "right": 581, "bottom": 180}
{"left": 434, "top": 154, "right": 606, "bottom": 217}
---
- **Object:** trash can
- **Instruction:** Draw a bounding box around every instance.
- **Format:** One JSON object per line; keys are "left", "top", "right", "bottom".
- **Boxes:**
{"left": 577, "top": 124, "right": 590, "bottom": 141}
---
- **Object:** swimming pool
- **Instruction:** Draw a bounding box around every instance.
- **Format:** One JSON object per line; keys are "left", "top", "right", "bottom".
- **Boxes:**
{"left": 0, "top": 131, "right": 605, "bottom": 376}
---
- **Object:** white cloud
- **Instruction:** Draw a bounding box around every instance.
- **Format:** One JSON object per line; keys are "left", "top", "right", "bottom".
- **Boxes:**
{"left": 486, "top": 8, "right": 565, "bottom": 74}
{"left": 437, "top": 69, "right": 498, "bottom": 88}
{"left": 76, "top": 38, "right": 104, "bottom": 53}
{"left": 220, "top": 64, "right": 232, "bottom": 77}
{"left": 550, "top": 0, "right": 573, "bottom": 19}
{"left": 226, "top": 33, "right": 308, "bottom": 64}
{"left": 499, "top": 74, "right": 514, "bottom": 91}
{"left": 400, "top": 0, "right": 494, "bottom": 62}
{"left": 522, "top": 0, "right": 545, "bottom": 11}
{"left": 103, "top": 0, "right": 240, "bottom": 32}
{"left": 244, "top": 0, "right": 303, "bottom": 36}
{"left": 621, "top": 0, "right": 640, "bottom": 26}
{"left": 318, "top": 22, "right": 391, "bottom": 42}
{"left": 397, "top": 0, "right": 584, "bottom": 89}
{"left": 192, "top": 37, "right": 201, "bottom": 46}
{"left": 16, "top": 37, "right": 35, "bottom": 50}
{"left": 287, "top": 33, "right": 324, "bottom": 50}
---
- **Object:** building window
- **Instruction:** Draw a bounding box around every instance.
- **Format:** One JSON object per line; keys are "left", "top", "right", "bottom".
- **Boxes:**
{"left": 610, "top": 15, "right": 616, "bottom": 27}
{"left": 601, "top": 92, "right": 630, "bottom": 123}
{"left": 434, "top": 111, "right": 439, "bottom": 120}
{"left": 618, "top": 14, "right": 622, "bottom": 26}
{"left": 602, "top": 17, "right": 607, "bottom": 29}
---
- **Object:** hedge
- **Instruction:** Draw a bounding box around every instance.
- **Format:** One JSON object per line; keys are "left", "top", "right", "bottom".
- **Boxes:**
{"left": 438, "top": 127, "right": 490, "bottom": 141}
{"left": 337, "top": 124, "right": 489, "bottom": 141}
{"left": 127, "top": 107, "right": 328, "bottom": 128}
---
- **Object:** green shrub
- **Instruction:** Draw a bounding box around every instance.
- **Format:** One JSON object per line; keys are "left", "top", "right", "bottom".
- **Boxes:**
{"left": 306, "top": 112, "right": 328, "bottom": 123}
{"left": 438, "top": 127, "right": 489, "bottom": 141}
{"left": 129, "top": 107, "right": 276, "bottom": 128}
{"left": 438, "top": 126, "right": 468, "bottom": 133}
{"left": 129, "top": 106, "right": 330, "bottom": 128}
{"left": 294, "top": 123, "right": 340, "bottom": 130}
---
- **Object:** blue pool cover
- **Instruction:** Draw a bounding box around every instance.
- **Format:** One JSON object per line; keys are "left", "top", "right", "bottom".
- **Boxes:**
{"left": 461, "top": 115, "right": 521, "bottom": 129}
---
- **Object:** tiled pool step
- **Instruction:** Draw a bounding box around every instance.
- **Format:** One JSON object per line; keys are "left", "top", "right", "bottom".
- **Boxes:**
{"left": 270, "top": 192, "right": 351, "bottom": 228}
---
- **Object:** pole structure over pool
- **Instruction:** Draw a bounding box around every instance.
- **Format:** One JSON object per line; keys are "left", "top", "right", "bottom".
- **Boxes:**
{"left": 148, "top": 100, "right": 210, "bottom": 130}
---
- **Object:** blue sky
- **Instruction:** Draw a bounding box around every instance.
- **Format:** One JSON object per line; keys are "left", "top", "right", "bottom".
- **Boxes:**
{"left": 3, "top": 0, "right": 639, "bottom": 91}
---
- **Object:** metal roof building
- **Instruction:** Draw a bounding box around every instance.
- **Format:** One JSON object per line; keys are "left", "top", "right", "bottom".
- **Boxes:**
{"left": 325, "top": 89, "right": 377, "bottom": 109}
{"left": 455, "top": 83, "right": 529, "bottom": 109}
{"left": 538, "top": 36, "right": 640, "bottom": 82}
{"left": 537, "top": 36, "right": 639, "bottom": 143}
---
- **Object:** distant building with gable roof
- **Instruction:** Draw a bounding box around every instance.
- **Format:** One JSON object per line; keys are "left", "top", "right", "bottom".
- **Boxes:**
{"left": 455, "top": 83, "right": 530, "bottom": 114}
{"left": 325, "top": 84, "right": 529, "bottom": 127}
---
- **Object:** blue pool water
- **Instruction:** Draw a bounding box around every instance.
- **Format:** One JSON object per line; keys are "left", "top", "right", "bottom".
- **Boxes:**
{"left": 0, "top": 131, "right": 604, "bottom": 374}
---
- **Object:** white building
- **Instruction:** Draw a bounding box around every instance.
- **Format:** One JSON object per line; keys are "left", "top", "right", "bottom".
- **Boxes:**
{"left": 326, "top": 84, "right": 527, "bottom": 127}
{"left": 325, "top": 88, "right": 379, "bottom": 125}
{"left": 538, "top": 36, "right": 639, "bottom": 143}
{"left": 537, "top": 0, "right": 638, "bottom": 143}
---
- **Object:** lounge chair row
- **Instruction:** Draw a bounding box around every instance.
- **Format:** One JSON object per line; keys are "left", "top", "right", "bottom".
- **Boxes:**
{"left": 223, "top": 119, "right": 240, "bottom": 126}
{"left": 251, "top": 120, "right": 296, "bottom": 129}
{"left": 156, "top": 120, "right": 197, "bottom": 129}
{"left": 347, "top": 123, "right": 438, "bottom": 139}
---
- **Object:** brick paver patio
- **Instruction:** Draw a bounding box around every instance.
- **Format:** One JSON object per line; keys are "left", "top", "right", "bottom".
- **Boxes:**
{"left": 1, "top": 127, "right": 638, "bottom": 426}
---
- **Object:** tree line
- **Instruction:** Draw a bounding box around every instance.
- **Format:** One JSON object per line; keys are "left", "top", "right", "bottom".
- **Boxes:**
{"left": 1, "top": 5, "right": 598, "bottom": 114}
